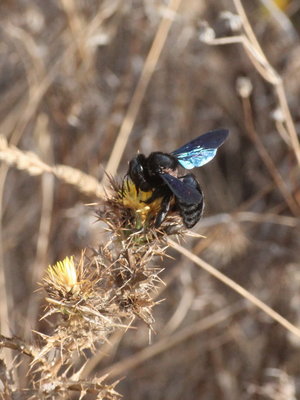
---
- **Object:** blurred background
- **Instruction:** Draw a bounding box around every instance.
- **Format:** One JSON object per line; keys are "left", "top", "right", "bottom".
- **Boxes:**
{"left": 1, "top": 0, "right": 300, "bottom": 398}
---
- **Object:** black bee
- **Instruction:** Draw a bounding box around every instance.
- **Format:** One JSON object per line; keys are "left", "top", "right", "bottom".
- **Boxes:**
{"left": 127, "top": 129, "right": 229, "bottom": 228}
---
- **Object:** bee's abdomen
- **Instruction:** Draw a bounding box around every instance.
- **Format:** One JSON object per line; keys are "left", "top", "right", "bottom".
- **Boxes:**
{"left": 177, "top": 199, "right": 204, "bottom": 228}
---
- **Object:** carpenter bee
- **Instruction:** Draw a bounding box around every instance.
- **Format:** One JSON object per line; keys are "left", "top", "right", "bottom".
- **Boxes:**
{"left": 127, "top": 129, "right": 229, "bottom": 228}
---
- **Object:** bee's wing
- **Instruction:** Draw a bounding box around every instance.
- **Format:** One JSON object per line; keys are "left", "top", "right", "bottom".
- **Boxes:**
{"left": 172, "top": 129, "right": 229, "bottom": 170}
{"left": 160, "top": 174, "right": 202, "bottom": 204}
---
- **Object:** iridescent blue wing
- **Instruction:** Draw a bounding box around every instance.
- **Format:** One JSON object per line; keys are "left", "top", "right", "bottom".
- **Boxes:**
{"left": 160, "top": 174, "right": 202, "bottom": 204}
{"left": 172, "top": 129, "right": 229, "bottom": 170}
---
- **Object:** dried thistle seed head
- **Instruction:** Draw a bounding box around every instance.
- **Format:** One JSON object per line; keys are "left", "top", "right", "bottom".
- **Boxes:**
{"left": 203, "top": 222, "right": 249, "bottom": 266}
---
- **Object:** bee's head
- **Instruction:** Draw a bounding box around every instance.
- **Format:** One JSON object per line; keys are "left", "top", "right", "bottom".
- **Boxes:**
{"left": 128, "top": 154, "right": 152, "bottom": 191}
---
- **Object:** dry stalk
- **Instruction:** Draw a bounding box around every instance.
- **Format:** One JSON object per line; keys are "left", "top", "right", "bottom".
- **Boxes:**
{"left": 98, "top": 301, "right": 244, "bottom": 379}
{"left": 0, "top": 135, "right": 104, "bottom": 198}
{"left": 239, "top": 87, "right": 300, "bottom": 215}
{"left": 168, "top": 239, "right": 300, "bottom": 339}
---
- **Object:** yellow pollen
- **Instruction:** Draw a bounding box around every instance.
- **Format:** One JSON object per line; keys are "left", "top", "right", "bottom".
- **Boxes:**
{"left": 121, "top": 179, "right": 162, "bottom": 225}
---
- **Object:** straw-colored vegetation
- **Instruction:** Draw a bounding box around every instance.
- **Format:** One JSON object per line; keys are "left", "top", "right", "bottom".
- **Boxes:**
{"left": 0, "top": 0, "right": 300, "bottom": 399}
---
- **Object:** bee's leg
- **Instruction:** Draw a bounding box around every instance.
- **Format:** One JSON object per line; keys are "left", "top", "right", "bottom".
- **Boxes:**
{"left": 155, "top": 194, "right": 172, "bottom": 227}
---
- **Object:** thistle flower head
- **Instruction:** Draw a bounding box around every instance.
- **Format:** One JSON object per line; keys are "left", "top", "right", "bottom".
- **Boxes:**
{"left": 43, "top": 255, "right": 91, "bottom": 300}
{"left": 98, "top": 177, "right": 184, "bottom": 242}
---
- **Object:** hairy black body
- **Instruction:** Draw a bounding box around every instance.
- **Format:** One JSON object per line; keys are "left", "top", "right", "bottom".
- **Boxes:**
{"left": 128, "top": 152, "right": 179, "bottom": 191}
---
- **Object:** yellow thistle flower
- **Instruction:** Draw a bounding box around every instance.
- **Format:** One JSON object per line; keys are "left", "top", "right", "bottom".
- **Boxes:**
{"left": 121, "top": 178, "right": 162, "bottom": 228}
{"left": 46, "top": 256, "right": 80, "bottom": 295}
